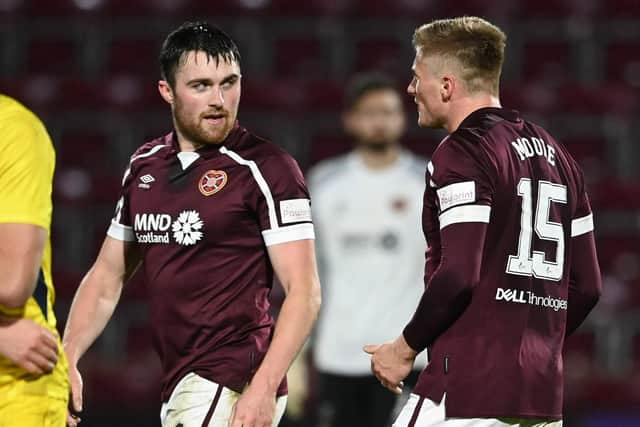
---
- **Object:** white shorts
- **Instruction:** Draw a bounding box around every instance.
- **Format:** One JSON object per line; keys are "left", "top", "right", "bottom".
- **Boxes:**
{"left": 393, "top": 394, "right": 562, "bottom": 427}
{"left": 160, "top": 372, "right": 288, "bottom": 427}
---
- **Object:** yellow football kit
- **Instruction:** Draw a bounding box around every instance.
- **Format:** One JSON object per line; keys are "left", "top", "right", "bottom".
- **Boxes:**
{"left": 0, "top": 95, "right": 68, "bottom": 426}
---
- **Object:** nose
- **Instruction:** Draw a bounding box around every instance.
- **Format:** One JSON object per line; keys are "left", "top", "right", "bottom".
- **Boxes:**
{"left": 407, "top": 78, "right": 416, "bottom": 96}
{"left": 210, "top": 86, "right": 225, "bottom": 107}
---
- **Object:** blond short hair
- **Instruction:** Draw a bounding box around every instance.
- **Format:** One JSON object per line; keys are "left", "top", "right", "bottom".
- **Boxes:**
{"left": 413, "top": 16, "right": 506, "bottom": 95}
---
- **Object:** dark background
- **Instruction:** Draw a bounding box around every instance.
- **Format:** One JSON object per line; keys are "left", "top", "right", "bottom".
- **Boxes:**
{"left": 1, "top": 0, "right": 639, "bottom": 426}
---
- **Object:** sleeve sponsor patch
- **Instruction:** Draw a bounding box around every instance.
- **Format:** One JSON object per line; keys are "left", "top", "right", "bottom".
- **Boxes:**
{"left": 280, "top": 198, "right": 312, "bottom": 224}
{"left": 436, "top": 181, "right": 476, "bottom": 212}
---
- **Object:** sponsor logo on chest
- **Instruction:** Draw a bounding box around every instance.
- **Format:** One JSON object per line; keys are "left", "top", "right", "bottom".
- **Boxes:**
{"left": 134, "top": 210, "right": 204, "bottom": 245}
{"left": 495, "top": 287, "right": 567, "bottom": 311}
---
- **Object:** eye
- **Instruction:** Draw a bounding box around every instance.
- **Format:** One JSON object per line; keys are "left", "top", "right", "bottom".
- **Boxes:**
{"left": 221, "top": 78, "right": 237, "bottom": 89}
{"left": 193, "top": 82, "right": 208, "bottom": 91}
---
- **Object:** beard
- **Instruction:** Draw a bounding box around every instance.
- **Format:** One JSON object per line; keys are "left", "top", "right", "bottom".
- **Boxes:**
{"left": 173, "top": 99, "right": 235, "bottom": 147}
{"left": 356, "top": 138, "right": 395, "bottom": 153}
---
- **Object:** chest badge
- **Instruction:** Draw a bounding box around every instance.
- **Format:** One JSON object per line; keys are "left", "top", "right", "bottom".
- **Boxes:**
{"left": 199, "top": 170, "right": 228, "bottom": 196}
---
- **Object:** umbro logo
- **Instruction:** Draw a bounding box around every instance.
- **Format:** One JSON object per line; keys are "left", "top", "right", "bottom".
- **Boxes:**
{"left": 138, "top": 174, "right": 155, "bottom": 189}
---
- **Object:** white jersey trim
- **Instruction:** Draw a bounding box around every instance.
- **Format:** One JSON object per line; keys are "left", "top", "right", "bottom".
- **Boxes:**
{"left": 439, "top": 205, "right": 491, "bottom": 230}
{"left": 114, "top": 144, "right": 169, "bottom": 224}
{"left": 121, "top": 144, "right": 169, "bottom": 185}
{"left": 107, "top": 220, "right": 135, "bottom": 241}
{"left": 262, "top": 223, "right": 315, "bottom": 246}
{"left": 219, "top": 146, "right": 279, "bottom": 230}
{"left": 571, "top": 213, "right": 594, "bottom": 237}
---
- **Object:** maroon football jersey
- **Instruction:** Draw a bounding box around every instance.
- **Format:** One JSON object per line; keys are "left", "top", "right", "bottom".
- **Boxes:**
{"left": 404, "top": 108, "right": 595, "bottom": 419}
{"left": 107, "top": 124, "right": 314, "bottom": 402}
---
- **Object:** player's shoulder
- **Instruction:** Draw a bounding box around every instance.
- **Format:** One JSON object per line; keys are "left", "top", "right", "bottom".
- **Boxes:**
{"left": 0, "top": 94, "right": 39, "bottom": 123}
{"left": 306, "top": 153, "right": 352, "bottom": 188}
{"left": 231, "top": 127, "right": 299, "bottom": 166}
{"left": 0, "top": 95, "right": 48, "bottom": 139}
{"left": 130, "top": 133, "right": 172, "bottom": 161}
{"left": 0, "top": 95, "right": 53, "bottom": 163}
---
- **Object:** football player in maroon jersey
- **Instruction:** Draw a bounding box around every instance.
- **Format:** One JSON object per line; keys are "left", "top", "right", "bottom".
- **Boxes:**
{"left": 365, "top": 16, "right": 601, "bottom": 427}
{"left": 63, "top": 22, "right": 321, "bottom": 427}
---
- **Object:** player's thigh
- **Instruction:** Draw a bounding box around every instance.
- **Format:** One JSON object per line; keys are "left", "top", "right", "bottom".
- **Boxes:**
{"left": 393, "top": 395, "right": 562, "bottom": 427}
{"left": 161, "top": 372, "right": 287, "bottom": 427}
{"left": 0, "top": 394, "right": 67, "bottom": 427}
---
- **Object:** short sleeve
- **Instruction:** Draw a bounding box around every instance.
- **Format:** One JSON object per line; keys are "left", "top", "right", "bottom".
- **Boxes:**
{"left": 570, "top": 169, "right": 594, "bottom": 238}
{"left": 0, "top": 113, "right": 54, "bottom": 229}
{"left": 249, "top": 152, "right": 315, "bottom": 246}
{"left": 430, "top": 136, "right": 495, "bottom": 230}
{"left": 106, "top": 162, "right": 136, "bottom": 241}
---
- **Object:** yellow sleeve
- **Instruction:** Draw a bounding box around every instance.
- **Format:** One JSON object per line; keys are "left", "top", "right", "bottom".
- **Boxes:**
{"left": 0, "top": 111, "right": 55, "bottom": 229}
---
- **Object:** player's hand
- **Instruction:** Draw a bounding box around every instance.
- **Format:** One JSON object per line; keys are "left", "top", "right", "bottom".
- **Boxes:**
{"left": 364, "top": 335, "right": 416, "bottom": 395}
{"left": 0, "top": 317, "right": 58, "bottom": 375}
{"left": 229, "top": 382, "right": 276, "bottom": 427}
{"left": 66, "top": 362, "right": 83, "bottom": 427}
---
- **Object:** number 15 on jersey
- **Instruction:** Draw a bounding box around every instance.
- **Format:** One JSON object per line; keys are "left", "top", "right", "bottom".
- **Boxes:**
{"left": 506, "top": 178, "right": 567, "bottom": 282}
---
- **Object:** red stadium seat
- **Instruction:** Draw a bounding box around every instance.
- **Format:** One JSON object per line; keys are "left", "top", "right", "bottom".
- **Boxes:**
{"left": 304, "top": 79, "right": 345, "bottom": 111}
{"left": 601, "top": 0, "right": 640, "bottom": 17}
{"left": 308, "top": 133, "right": 351, "bottom": 166}
{"left": 242, "top": 78, "right": 307, "bottom": 111}
{"left": 605, "top": 42, "right": 640, "bottom": 86}
{"left": 518, "top": 0, "right": 593, "bottom": 18}
{"left": 105, "top": 39, "right": 160, "bottom": 76}
{"left": 107, "top": 0, "right": 191, "bottom": 16}
{"left": 354, "top": 38, "right": 409, "bottom": 76}
{"left": 25, "top": 38, "right": 77, "bottom": 74}
{"left": 272, "top": 38, "right": 325, "bottom": 79}
{"left": 557, "top": 84, "right": 638, "bottom": 115}
{"left": 596, "top": 235, "right": 640, "bottom": 273}
{"left": 521, "top": 40, "right": 572, "bottom": 84}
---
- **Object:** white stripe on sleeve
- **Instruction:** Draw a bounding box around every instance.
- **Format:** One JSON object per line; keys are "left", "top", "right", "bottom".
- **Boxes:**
{"left": 262, "top": 223, "right": 315, "bottom": 246}
{"left": 439, "top": 205, "right": 491, "bottom": 230}
{"left": 219, "top": 146, "right": 279, "bottom": 230}
{"left": 107, "top": 220, "right": 135, "bottom": 241}
{"left": 571, "top": 213, "right": 594, "bottom": 237}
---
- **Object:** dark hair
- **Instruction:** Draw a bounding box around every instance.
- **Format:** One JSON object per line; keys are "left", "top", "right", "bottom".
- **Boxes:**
{"left": 343, "top": 72, "right": 399, "bottom": 110}
{"left": 159, "top": 21, "right": 241, "bottom": 88}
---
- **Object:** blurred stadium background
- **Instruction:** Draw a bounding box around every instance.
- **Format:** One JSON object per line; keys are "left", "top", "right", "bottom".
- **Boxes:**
{"left": 1, "top": 0, "right": 639, "bottom": 426}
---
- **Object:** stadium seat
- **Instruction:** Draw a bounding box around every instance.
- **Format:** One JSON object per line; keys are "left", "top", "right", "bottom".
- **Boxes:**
{"left": 105, "top": 38, "right": 160, "bottom": 76}
{"left": 521, "top": 40, "right": 572, "bottom": 83}
{"left": 601, "top": 0, "right": 640, "bottom": 17}
{"left": 308, "top": 133, "right": 351, "bottom": 166}
{"left": 25, "top": 37, "right": 77, "bottom": 74}
{"left": 605, "top": 42, "right": 640, "bottom": 86}
{"left": 272, "top": 38, "right": 325, "bottom": 79}
{"left": 353, "top": 38, "right": 409, "bottom": 76}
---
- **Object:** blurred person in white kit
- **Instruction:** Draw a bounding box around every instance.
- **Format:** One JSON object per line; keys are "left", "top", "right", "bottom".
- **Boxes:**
{"left": 307, "top": 72, "right": 428, "bottom": 427}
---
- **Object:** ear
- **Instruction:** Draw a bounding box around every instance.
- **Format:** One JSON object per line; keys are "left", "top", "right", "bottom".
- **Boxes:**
{"left": 440, "top": 75, "right": 455, "bottom": 102}
{"left": 158, "top": 80, "right": 174, "bottom": 105}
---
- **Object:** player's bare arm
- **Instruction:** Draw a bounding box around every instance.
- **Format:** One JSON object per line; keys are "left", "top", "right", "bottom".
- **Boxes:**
{"left": 62, "top": 236, "right": 141, "bottom": 427}
{"left": 0, "top": 223, "right": 47, "bottom": 307}
{"left": 0, "top": 222, "right": 58, "bottom": 376}
{"left": 230, "top": 238, "right": 321, "bottom": 427}
{"left": 366, "top": 222, "right": 487, "bottom": 392}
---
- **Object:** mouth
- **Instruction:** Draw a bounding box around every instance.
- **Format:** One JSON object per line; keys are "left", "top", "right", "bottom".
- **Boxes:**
{"left": 202, "top": 112, "right": 227, "bottom": 124}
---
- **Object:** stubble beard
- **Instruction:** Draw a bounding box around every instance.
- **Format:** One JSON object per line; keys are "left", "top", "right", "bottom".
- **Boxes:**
{"left": 173, "top": 102, "right": 234, "bottom": 147}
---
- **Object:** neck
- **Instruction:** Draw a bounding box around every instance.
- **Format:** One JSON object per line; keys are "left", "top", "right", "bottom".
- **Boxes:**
{"left": 174, "top": 127, "right": 203, "bottom": 152}
{"left": 445, "top": 93, "right": 501, "bottom": 133}
{"left": 355, "top": 144, "right": 400, "bottom": 170}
